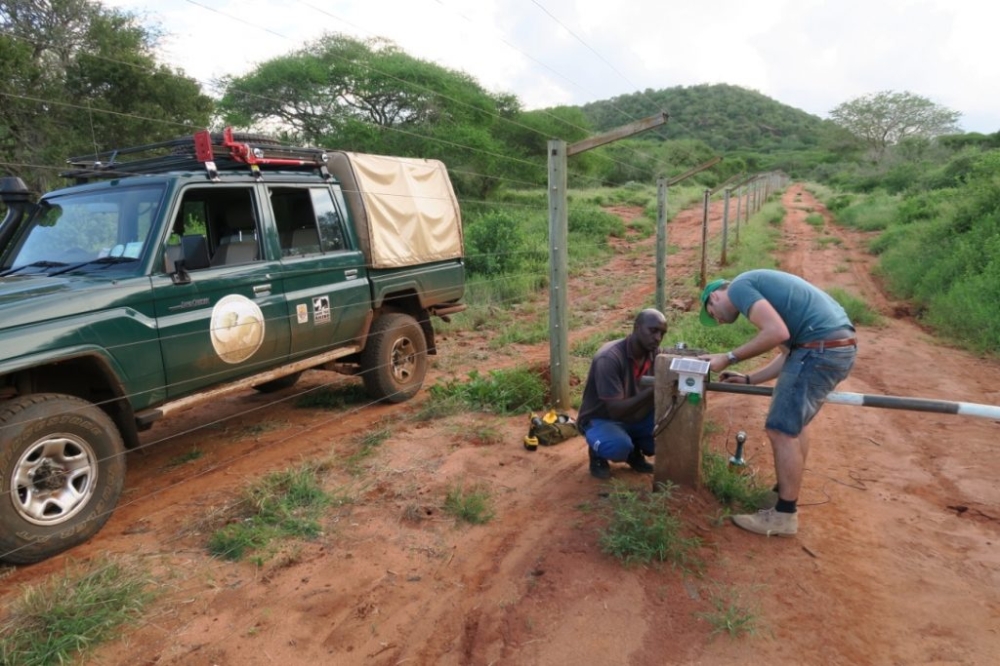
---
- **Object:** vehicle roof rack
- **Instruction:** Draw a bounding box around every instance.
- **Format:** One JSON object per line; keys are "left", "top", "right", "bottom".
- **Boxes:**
{"left": 62, "top": 127, "right": 331, "bottom": 183}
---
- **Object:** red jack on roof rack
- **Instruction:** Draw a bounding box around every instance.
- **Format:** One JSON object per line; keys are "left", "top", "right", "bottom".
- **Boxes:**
{"left": 63, "top": 127, "right": 331, "bottom": 183}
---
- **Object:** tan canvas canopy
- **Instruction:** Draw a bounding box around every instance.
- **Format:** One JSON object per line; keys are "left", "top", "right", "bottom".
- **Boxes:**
{"left": 326, "top": 151, "right": 464, "bottom": 269}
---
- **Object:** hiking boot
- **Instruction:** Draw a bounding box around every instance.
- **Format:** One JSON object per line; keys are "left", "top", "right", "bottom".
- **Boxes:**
{"left": 626, "top": 447, "right": 654, "bottom": 474}
{"left": 731, "top": 508, "right": 798, "bottom": 536}
{"left": 588, "top": 447, "right": 611, "bottom": 480}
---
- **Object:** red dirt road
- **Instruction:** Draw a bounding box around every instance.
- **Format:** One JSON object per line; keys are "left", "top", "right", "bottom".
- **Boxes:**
{"left": 2, "top": 184, "right": 999, "bottom": 665}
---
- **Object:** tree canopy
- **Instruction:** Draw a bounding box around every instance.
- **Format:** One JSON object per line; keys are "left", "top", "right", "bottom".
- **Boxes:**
{"left": 579, "top": 83, "right": 825, "bottom": 154}
{"left": 829, "top": 91, "right": 961, "bottom": 162}
{"left": 0, "top": 0, "right": 213, "bottom": 192}
{"left": 217, "top": 33, "right": 594, "bottom": 198}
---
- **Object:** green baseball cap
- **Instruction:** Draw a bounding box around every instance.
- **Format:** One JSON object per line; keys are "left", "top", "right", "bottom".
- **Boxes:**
{"left": 699, "top": 279, "right": 728, "bottom": 327}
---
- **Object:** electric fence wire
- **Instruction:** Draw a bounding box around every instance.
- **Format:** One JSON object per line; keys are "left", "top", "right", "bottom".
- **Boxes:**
{"left": 0, "top": 3, "right": 771, "bottom": 653}
{"left": 0, "top": 1, "right": 707, "bottom": 191}
{"left": 0, "top": 183, "right": 752, "bottom": 624}
{"left": 0, "top": 3, "right": 735, "bottom": 196}
{"left": 0, "top": 142, "right": 749, "bottom": 463}
{"left": 0, "top": 194, "right": 761, "bottom": 660}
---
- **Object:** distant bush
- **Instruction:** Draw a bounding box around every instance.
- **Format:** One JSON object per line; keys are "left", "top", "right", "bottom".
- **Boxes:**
{"left": 826, "top": 287, "right": 881, "bottom": 327}
{"left": 826, "top": 194, "right": 854, "bottom": 213}
{"left": 464, "top": 209, "right": 529, "bottom": 276}
{"left": 569, "top": 207, "right": 627, "bottom": 239}
{"left": 835, "top": 193, "right": 899, "bottom": 231}
{"left": 895, "top": 189, "right": 955, "bottom": 224}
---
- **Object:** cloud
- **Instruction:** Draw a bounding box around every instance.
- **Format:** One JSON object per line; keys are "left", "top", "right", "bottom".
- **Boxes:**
{"left": 106, "top": 0, "right": 998, "bottom": 132}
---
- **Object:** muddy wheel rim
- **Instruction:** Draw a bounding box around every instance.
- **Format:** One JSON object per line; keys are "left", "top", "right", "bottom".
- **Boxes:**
{"left": 390, "top": 336, "right": 417, "bottom": 383}
{"left": 11, "top": 433, "right": 98, "bottom": 526}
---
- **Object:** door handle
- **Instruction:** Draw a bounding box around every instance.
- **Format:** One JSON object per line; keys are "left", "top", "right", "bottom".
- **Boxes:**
{"left": 344, "top": 269, "right": 358, "bottom": 279}
{"left": 253, "top": 283, "right": 272, "bottom": 295}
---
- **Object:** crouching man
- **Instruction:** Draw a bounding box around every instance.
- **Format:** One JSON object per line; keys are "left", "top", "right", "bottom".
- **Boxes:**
{"left": 577, "top": 309, "right": 668, "bottom": 479}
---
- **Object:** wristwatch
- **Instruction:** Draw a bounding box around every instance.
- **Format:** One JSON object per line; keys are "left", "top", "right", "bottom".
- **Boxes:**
{"left": 726, "top": 351, "right": 739, "bottom": 364}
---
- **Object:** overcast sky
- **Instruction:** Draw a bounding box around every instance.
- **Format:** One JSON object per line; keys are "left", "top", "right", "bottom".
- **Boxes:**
{"left": 105, "top": 0, "right": 999, "bottom": 134}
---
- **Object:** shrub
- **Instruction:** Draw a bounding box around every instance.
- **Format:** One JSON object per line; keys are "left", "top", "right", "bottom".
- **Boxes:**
{"left": 568, "top": 207, "right": 626, "bottom": 239}
{"left": 464, "top": 209, "right": 528, "bottom": 276}
{"left": 598, "top": 481, "right": 702, "bottom": 570}
{"left": 428, "top": 367, "right": 547, "bottom": 414}
{"left": 835, "top": 193, "right": 899, "bottom": 231}
{"left": 826, "top": 287, "right": 881, "bottom": 327}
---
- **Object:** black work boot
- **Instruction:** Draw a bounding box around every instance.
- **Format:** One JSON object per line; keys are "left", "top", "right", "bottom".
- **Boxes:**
{"left": 626, "top": 447, "right": 654, "bottom": 474}
{"left": 588, "top": 446, "right": 611, "bottom": 480}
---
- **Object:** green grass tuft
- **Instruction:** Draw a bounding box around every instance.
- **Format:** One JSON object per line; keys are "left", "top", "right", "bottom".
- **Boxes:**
{"left": 208, "top": 463, "right": 344, "bottom": 562}
{"left": 701, "top": 448, "right": 772, "bottom": 513}
{"left": 443, "top": 482, "right": 495, "bottom": 524}
{"left": 345, "top": 423, "right": 393, "bottom": 475}
{"left": 697, "top": 584, "right": 761, "bottom": 638}
{"left": 0, "top": 556, "right": 155, "bottom": 665}
{"left": 598, "top": 481, "right": 702, "bottom": 571}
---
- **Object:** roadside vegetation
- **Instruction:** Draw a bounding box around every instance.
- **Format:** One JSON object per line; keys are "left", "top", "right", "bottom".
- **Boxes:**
{"left": 3, "top": 2, "right": 1000, "bottom": 657}
{"left": 598, "top": 481, "right": 703, "bottom": 571}
{"left": 207, "top": 462, "right": 349, "bottom": 563}
{"left": 817, "top": 148, "right": 1000, "bottom": 353}
{"left": 0, "top": 557, "right": 155, "bottom": 666}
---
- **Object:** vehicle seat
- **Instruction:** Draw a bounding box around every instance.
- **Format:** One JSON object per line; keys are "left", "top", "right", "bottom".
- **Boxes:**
{"left": 287, "top": 227, "right": 321, "bottom": 255}
{"left": 211, "top": 239, "right": 258, "bottom": 266}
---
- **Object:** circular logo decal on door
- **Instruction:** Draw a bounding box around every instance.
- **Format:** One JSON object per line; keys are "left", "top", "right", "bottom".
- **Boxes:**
{"left": 210, "top": 294, "right": 266, "bottom": 364}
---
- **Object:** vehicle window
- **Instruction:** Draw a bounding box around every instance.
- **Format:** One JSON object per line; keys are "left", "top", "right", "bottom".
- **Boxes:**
{"left": 270, "top": 186, "right": 346, "bottom": 257}
{"left": 1, "top": 185, "right": 163, "bottom": 273}
{"left": 168, "top": 187, "right": 262, "bottom": 270}
{"left": 311, "top": 188, "right": 346, "bottom": 253}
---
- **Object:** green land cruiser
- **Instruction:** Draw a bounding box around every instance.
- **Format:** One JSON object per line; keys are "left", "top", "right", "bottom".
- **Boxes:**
{"left": 0, "top": 130, "right": 466, "bottom": 564}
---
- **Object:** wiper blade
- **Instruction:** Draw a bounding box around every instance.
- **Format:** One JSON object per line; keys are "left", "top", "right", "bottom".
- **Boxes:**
{"left": 0, "top": 260, "right": 68, "bottom": 277}
{"left": 88, "top": 255, "right": 138, "bottom": 265}
{"left": 51, "top": 255, "right": 138, "bottom": 275}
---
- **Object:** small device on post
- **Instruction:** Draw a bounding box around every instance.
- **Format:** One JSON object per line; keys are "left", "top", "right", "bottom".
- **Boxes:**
{"left": 669, "top": 357, "right": 711, "bottom": 396}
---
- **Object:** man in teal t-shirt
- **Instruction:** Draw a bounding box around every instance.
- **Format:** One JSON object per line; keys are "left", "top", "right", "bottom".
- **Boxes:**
{"left": 699, "top": 269, "right": 857, "bottom": 537}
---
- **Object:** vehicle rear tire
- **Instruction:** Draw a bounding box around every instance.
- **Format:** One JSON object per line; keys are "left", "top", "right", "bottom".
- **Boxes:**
{"left": 0, "top": 394, "right": 126, "bottom": 564}
{"left": 360, "top": 313, "right": 427, "bottom": 403}
{"left": 253, "top": 372, "right": 302, "bottom": 393}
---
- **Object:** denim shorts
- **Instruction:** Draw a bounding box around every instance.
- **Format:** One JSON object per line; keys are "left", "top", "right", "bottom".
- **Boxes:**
{"left": 765, "top": 346, "right": 856, "bottom": 437}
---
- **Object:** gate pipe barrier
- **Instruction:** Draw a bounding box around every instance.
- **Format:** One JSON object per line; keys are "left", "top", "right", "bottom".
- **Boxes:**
{"left": 640, "top": 376, "right": 1000, "bottom": 421}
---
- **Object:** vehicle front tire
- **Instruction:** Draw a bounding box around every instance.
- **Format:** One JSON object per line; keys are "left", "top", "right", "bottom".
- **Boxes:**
{"left": 360, "top": 313, "right": 428, "bottom": 403}
{"left": 0, "top": 394, "right": 126, "bottom": 564}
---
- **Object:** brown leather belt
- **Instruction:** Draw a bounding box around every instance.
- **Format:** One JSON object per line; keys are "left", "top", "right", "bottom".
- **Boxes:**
{"left": 796, "top": 337, "right": 857, "bottom": 350}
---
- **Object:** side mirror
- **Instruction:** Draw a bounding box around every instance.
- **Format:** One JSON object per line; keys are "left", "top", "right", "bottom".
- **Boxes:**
{"left": 1, "top": 177, "right": 35, "bottom": 240}
{"left": 170, "top": 258, "right": 192, "bottom": 285}
{"left": 0, "top": 177, "right": 33, "bottom": 206}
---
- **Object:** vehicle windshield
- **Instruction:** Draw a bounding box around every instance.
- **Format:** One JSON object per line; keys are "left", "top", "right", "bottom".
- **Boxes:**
{"left": 0, "top": 184, "right": 164, "bottom": 275}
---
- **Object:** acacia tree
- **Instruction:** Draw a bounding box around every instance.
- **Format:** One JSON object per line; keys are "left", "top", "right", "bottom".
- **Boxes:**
{"left": 829, "top": 91, "right": 961, "bottom": 162}
{"left": 0, "top": 0, "right": 213, "bottom": 192}
{"left": 218, "top": 33, "right": 591, "bottom": 198}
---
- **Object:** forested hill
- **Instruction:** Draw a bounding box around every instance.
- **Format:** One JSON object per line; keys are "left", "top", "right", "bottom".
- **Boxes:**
{"left": 579, "top": 83, "right": 826, "bottom": 153}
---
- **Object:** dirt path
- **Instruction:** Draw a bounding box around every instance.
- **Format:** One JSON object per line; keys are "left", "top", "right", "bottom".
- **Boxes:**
{"left": 3, "top": 185, "right": 999, "bottom": 665}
